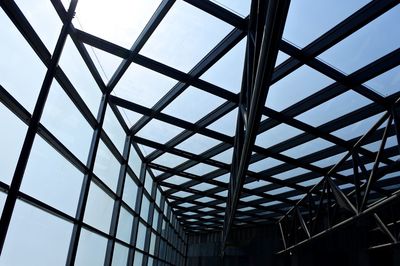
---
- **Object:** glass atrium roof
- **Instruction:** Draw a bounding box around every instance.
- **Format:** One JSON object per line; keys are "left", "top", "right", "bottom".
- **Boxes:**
{"left": 1, "top": 0, "right": 400, "bottom": 251}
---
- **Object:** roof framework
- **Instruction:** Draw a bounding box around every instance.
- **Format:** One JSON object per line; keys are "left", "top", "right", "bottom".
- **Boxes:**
{"left": 0, "top": 0, "right": 400, "bottom": 256}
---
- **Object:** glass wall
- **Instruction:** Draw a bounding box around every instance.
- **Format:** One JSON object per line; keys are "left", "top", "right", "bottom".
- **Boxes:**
{"left": 0, "top": 1, "right": 186, "bottom": 265}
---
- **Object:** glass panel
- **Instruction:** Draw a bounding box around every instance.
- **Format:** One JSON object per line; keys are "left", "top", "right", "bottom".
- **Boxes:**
{"left": 140, "top": 0, "right": 234, "bottom": 72}
{"left": 207, "top": 108, "right": 238, "bottom": 136}
{"left": 112, "top": 243, "right": 129, "bottom": 266}
{"left": 266, "top": 65, "right": 334, "bottom": 111}
{"left": 144, "top": 171, "right": 154, "bottom": 194}
{"left": 275, "top": 51, "right": 290, "bottom": 67}
{"left": 201, "top": 38, "right": 246, "bottom": 93}
{"left": 123, "top": 174, "right": 138, "bottom": 210}
{"left": 0, "top": 192, "right": 6, "bottom": 214}
{"left": 114, "top": 63, "right": 177, "bottom": 108}
{"left": 103, "top": 105, "right": 126, "bottom": 152}
{"left": 94, "top": 140, "right": 120, "bottom": 192}
{"left": 214, "top": 173, "right": 230, "bottom": 183}
{"left": 311, "top": 152, "right": 347, "bottom": 168}
{"left": 255, "top": 123, "right": 303, "bottom": 148}
{"left": 41, "top": 81, "right": 93, "bottom": 163}
{"left": 163, "top": 86, "right": 225, "bottom": 123}
{"left": 282, "top": 138, "right": 334, "bottom": 159}
{"left": 296, "top": 91, "right": 372, "bottom": 127}
{"left": 118, "top": 107, "right": 143, "bottom": 128}
{"left": 319, "top": 5, "right": 400, "bottom": 74}
{"left": 364, "top": 65, "right": 400, "bottom": 97}
{"left": 153, "top": 153, "right": 187, "bottom": 168}
{"left": 268, "top": 186, "right": 293, "bottom": 196}
{"left": 21, "top": 135, "right": 83, "bottom": 216}
{"left": 136, "top": 222, "right": 147, "bottom": 250}
{"left": 140, "top": 194, "right": 150, "bottom": 221}
{"left": 184, "top": 163, "right": 218, "bottom": 176}
{"left": 15, "top": 0, "right": 63, "bottom": 51}
{"left": 133, "top": 251, "right": 144, "bottom": 266}
{"left": 175, "top": 133, "right": 220, "bottom": 155}
{"left": 191, "top": 182, "right": 216, "bottom": 191}
{"left": 274, "top": 167, "right": 309, "bottom": 180}
{"left": 75, "top": 0, "right": 161, "bottom": 48}
{"left": 298, "top": 177, "right": 323, "bottom": 187}
{"left": 164, "top": 175, "right": 191, "bottom": 186}
{"left": 137, "top": 118, "right": 184, "bottom": 144}
{"left": 283, "top": 0, "right": 369, "bottom": 48}
{"left": 0, "top": 200, "right": 72, "bottom": 266}
{"left": 117, "top": 206, "right": 134, "bottom": 243}
{"left": 59, "top": 37, "right": 102, "bottom": 116}
{"left": 153, "top": 209, "right": 159, "bottom": 229}
{"left": 75, "top": 229, "right": 108, "bottom": 266}
{"left": 0, "top": 103, "right": 27, "bottom": 185}
{"left": 85, "top": 46, "right": 122, "bottom": 83}
{"left": 129, "top": 146, "right": 142, "bottom": 177}
{"left": 331, "top": 112, "right": 383, "bottom": 141}
{"left": 172, "top": 191, "right": 193, "bottom": 198}
{"left": 149, "top": 232, "right": 157, "bottom": 255}
{"left": 0, "top": 9, "right": 46, "bottom": 112}
{"left": 249, "top": 157, "right": 283, "bottom": 172}
{"left": 211, "top": 148, "right": 233, "bottom": 164}
{"left": 210, "top": 0, "right": 250, "bottom": 17}
{"left": 241, "top": 195, "right": 262, "bottom": 202}
{"left": 244, "top": 180, "right": 270, "bottom": 190}
{"left": 84, "top": 182, "right": 114, "bottom": 233}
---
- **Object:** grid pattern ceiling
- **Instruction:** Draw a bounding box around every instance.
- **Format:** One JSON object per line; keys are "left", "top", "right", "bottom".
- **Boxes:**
{"left": 2, "top": 0, "right": 400, "bottom": 238}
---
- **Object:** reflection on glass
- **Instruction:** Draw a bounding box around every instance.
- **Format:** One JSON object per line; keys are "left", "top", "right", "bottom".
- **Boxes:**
{"left": 0, "top": 9, "right": 46, "bottom": 113}
{"left": 84, "top": 182, "right": 114, "bottom": 233}
{"left": 140, "top": 0, "right": 233, "bottom": 72}
{"left": 0, "top": 200, "right": 72, "bottom": 266}
{"left": 75, "top": 229, "right": 107, "bottom": 266}
{"left": 319, "top": 5, "right": 400, "bottom": 74}
{"left": 41, "top": 81, "right": 93, "bottom": 163}
{"left": 0, "top": 103, "right": 27, "bottom": 185}
{"left": 22, "top": 135, "right": 83, "bottom": 216}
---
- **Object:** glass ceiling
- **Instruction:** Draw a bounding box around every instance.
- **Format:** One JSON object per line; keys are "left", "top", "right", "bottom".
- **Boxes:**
{"left": 0, "top": 1, "right": 400, "bottom": 262}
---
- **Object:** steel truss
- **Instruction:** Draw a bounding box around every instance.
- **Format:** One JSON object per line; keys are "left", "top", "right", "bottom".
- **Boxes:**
{"left": 277, "top": 102, "right": 400, "bottom": 254}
